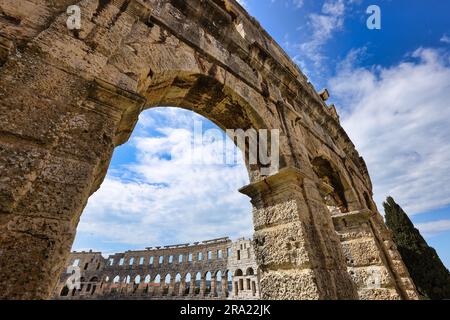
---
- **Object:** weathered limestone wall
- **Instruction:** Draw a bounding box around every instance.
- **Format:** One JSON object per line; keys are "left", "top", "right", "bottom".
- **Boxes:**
{"left": 0, "top": 0, "right": 418, "bottom": 299}
{"left": 52, "top": 237, "right": 260, "bottom": 300}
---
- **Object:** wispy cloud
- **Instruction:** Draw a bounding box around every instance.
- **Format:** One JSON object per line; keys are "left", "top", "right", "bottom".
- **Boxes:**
{"left": 441, "top": 34, "right": 450, "bottom": 44}
{"left": 329, "top": 47, "right": 450, "bottom": 215}
{"left": 289, "top": 0, "right": 346, "bottom": 69}
{"left": 416, "top": 220, "right": 450, "bottom": 237}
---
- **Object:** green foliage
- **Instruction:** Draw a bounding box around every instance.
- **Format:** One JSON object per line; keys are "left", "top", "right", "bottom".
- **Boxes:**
{"left": 383, "top": 196, "right": 450, "bottom": 300}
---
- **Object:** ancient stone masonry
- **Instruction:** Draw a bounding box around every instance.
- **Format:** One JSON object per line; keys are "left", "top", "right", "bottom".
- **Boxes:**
{"left": 52, "top": 237, "right": 260, "bottom": 300}
{"left": 0, "top": 0, "right": 419, "bottom": 299}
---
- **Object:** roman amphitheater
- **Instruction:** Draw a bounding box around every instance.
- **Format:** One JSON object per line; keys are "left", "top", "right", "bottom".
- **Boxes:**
{"left": 53, "top": 237, "right": 260, "bottom": 300}
{"left": 0, "top": 0, "right": 420, "bottom": 299}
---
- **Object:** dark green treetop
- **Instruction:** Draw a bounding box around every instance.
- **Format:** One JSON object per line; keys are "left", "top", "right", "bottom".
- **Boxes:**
{"left": 384, "top": 196, "right": 450, "bottom": 300}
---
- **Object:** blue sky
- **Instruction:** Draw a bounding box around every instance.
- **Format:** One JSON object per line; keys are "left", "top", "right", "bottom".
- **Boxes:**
{"left": 73, "top": 0, "right": 450, "bottom": 269}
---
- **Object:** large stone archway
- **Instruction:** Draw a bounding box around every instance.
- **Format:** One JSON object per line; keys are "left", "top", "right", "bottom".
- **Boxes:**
{"left": 0, "top": 0, "right": 418, "bottom": 300}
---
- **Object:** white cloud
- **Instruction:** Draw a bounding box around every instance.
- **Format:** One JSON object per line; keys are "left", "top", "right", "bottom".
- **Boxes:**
{"left": 290, "top": 0, "right": 346, "bottom": 68}
{"left": 75, "top": 108, "right": 253, "bottom": 250}
{"left": 416, "top": 220, "right": 450, "bottom": 237}
{"left": 292, "top": 0, "right": 304, "bottom": 9}
{"left": 329, "top": 47, "right": 450, "bottom": 215}
{"left": 441, "top": 34, "right": 450, "bottom": 44}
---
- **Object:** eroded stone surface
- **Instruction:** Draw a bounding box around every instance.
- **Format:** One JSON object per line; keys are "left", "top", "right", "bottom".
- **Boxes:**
{"left": 0, "top": 0, "right": 418, "bottom": 300}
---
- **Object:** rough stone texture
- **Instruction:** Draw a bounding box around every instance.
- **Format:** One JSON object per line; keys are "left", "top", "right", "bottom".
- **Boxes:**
{"left": 0, "top": 0, "right": 418, "bottom": 299}
{"left": 52, "top": 237, "right": 260, "bottom": 300}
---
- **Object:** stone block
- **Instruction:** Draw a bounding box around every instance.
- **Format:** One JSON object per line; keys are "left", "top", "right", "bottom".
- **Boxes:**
{"left": 341, "top": 238, "right": 383, "bottom": 267}
{"left": 260, "top": 269, "right": 322, "bottom": 300}
{"left": 254, "top": 222, "right": 313, "bottom": 269}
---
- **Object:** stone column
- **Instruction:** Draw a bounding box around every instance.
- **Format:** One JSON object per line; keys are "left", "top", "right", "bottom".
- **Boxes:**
{"left": 211, "top": 278, "right": 217, "bottom": 297}
{"left": 0, "top": 51, "right": 145, "bottom": 300}
{"left": 240, "top": 167, "right": 358, "bottom": 300}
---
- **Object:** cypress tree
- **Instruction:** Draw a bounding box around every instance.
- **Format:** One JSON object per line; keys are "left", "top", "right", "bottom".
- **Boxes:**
{"left": 383, "top": 196, "right": 450, "bottom": 299}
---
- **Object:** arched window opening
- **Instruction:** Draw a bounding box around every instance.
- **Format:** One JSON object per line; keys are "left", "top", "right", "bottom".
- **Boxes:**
{"left": 195, "top": 272, "right": 202, "bottom": 295}
{"left": 227, "top": 271, "right": 233, "bottom": 295}
{"left": 185, "top": 273, "right": 192, "bottom": 295}
{"left": 60, "top": 285, "right": 69, "bottom": 297}
{"left": 311, "top": 157, "right": 349, "bottom": 213}
{"left": 364, "top": 191, "right": 376, "bottom": 211}
{"left": 69, "top": 107, "right": 255, "bottom": 299}
{"left": 216, "top": 271, "right": 223, "bottom": 296}
{"left": 205, "top": 272, "right": 212, "bottom": 294}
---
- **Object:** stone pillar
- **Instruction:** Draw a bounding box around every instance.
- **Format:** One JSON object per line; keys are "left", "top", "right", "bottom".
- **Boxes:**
{"left": 200, "top": 277, "right": 206, "bottom": 296}
{"left": 179, "top": 280, "right": 186, "bottom": 296}
{"left": 211, "top": 278, "right": 217, "bottom": 297}
{"left": 240, "top": 167, "right": 358, "bottom": 300}
{"left": 333, "top": 209, "right": 419, "bottom": 300}
{"left": 189, "top": 279, "right": 195, "bottom": 296}
{"left": 0, "top": 65, "right": 146, "bottom": 299}
{"left": 221, "top": 278, "right": 228, "bottom": 297}
{"left": 168, "top": 278, "right": 175, "bottom": 296}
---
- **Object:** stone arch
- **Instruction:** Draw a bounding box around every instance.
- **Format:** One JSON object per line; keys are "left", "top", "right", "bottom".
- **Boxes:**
{"left": 144, "top": 275, "right": 151, "bottom": 284}
{"left": 363, "top": 191, "right": 377, "bottom": 211}
{"left": 162, "top": 274, "right": 171, "bottom": 296}
{"left": 0, "top": 0, "right": 418, "bottom": 300}
{"left": 164, "top": 274, "right": 171, "bottom": 284}
{"left": 234, "top": 269, "right": 243, "bottom": 277}
{"left": 113, "top": 276, "right": 120, "bottom": 284}
{"left": 246, "top": 267, "right": 254, "bottom": 276}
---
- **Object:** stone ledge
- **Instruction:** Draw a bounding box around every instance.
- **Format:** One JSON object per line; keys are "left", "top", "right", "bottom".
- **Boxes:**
{"left": 239, "top": 167, "right": 308, "bottom": 198}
